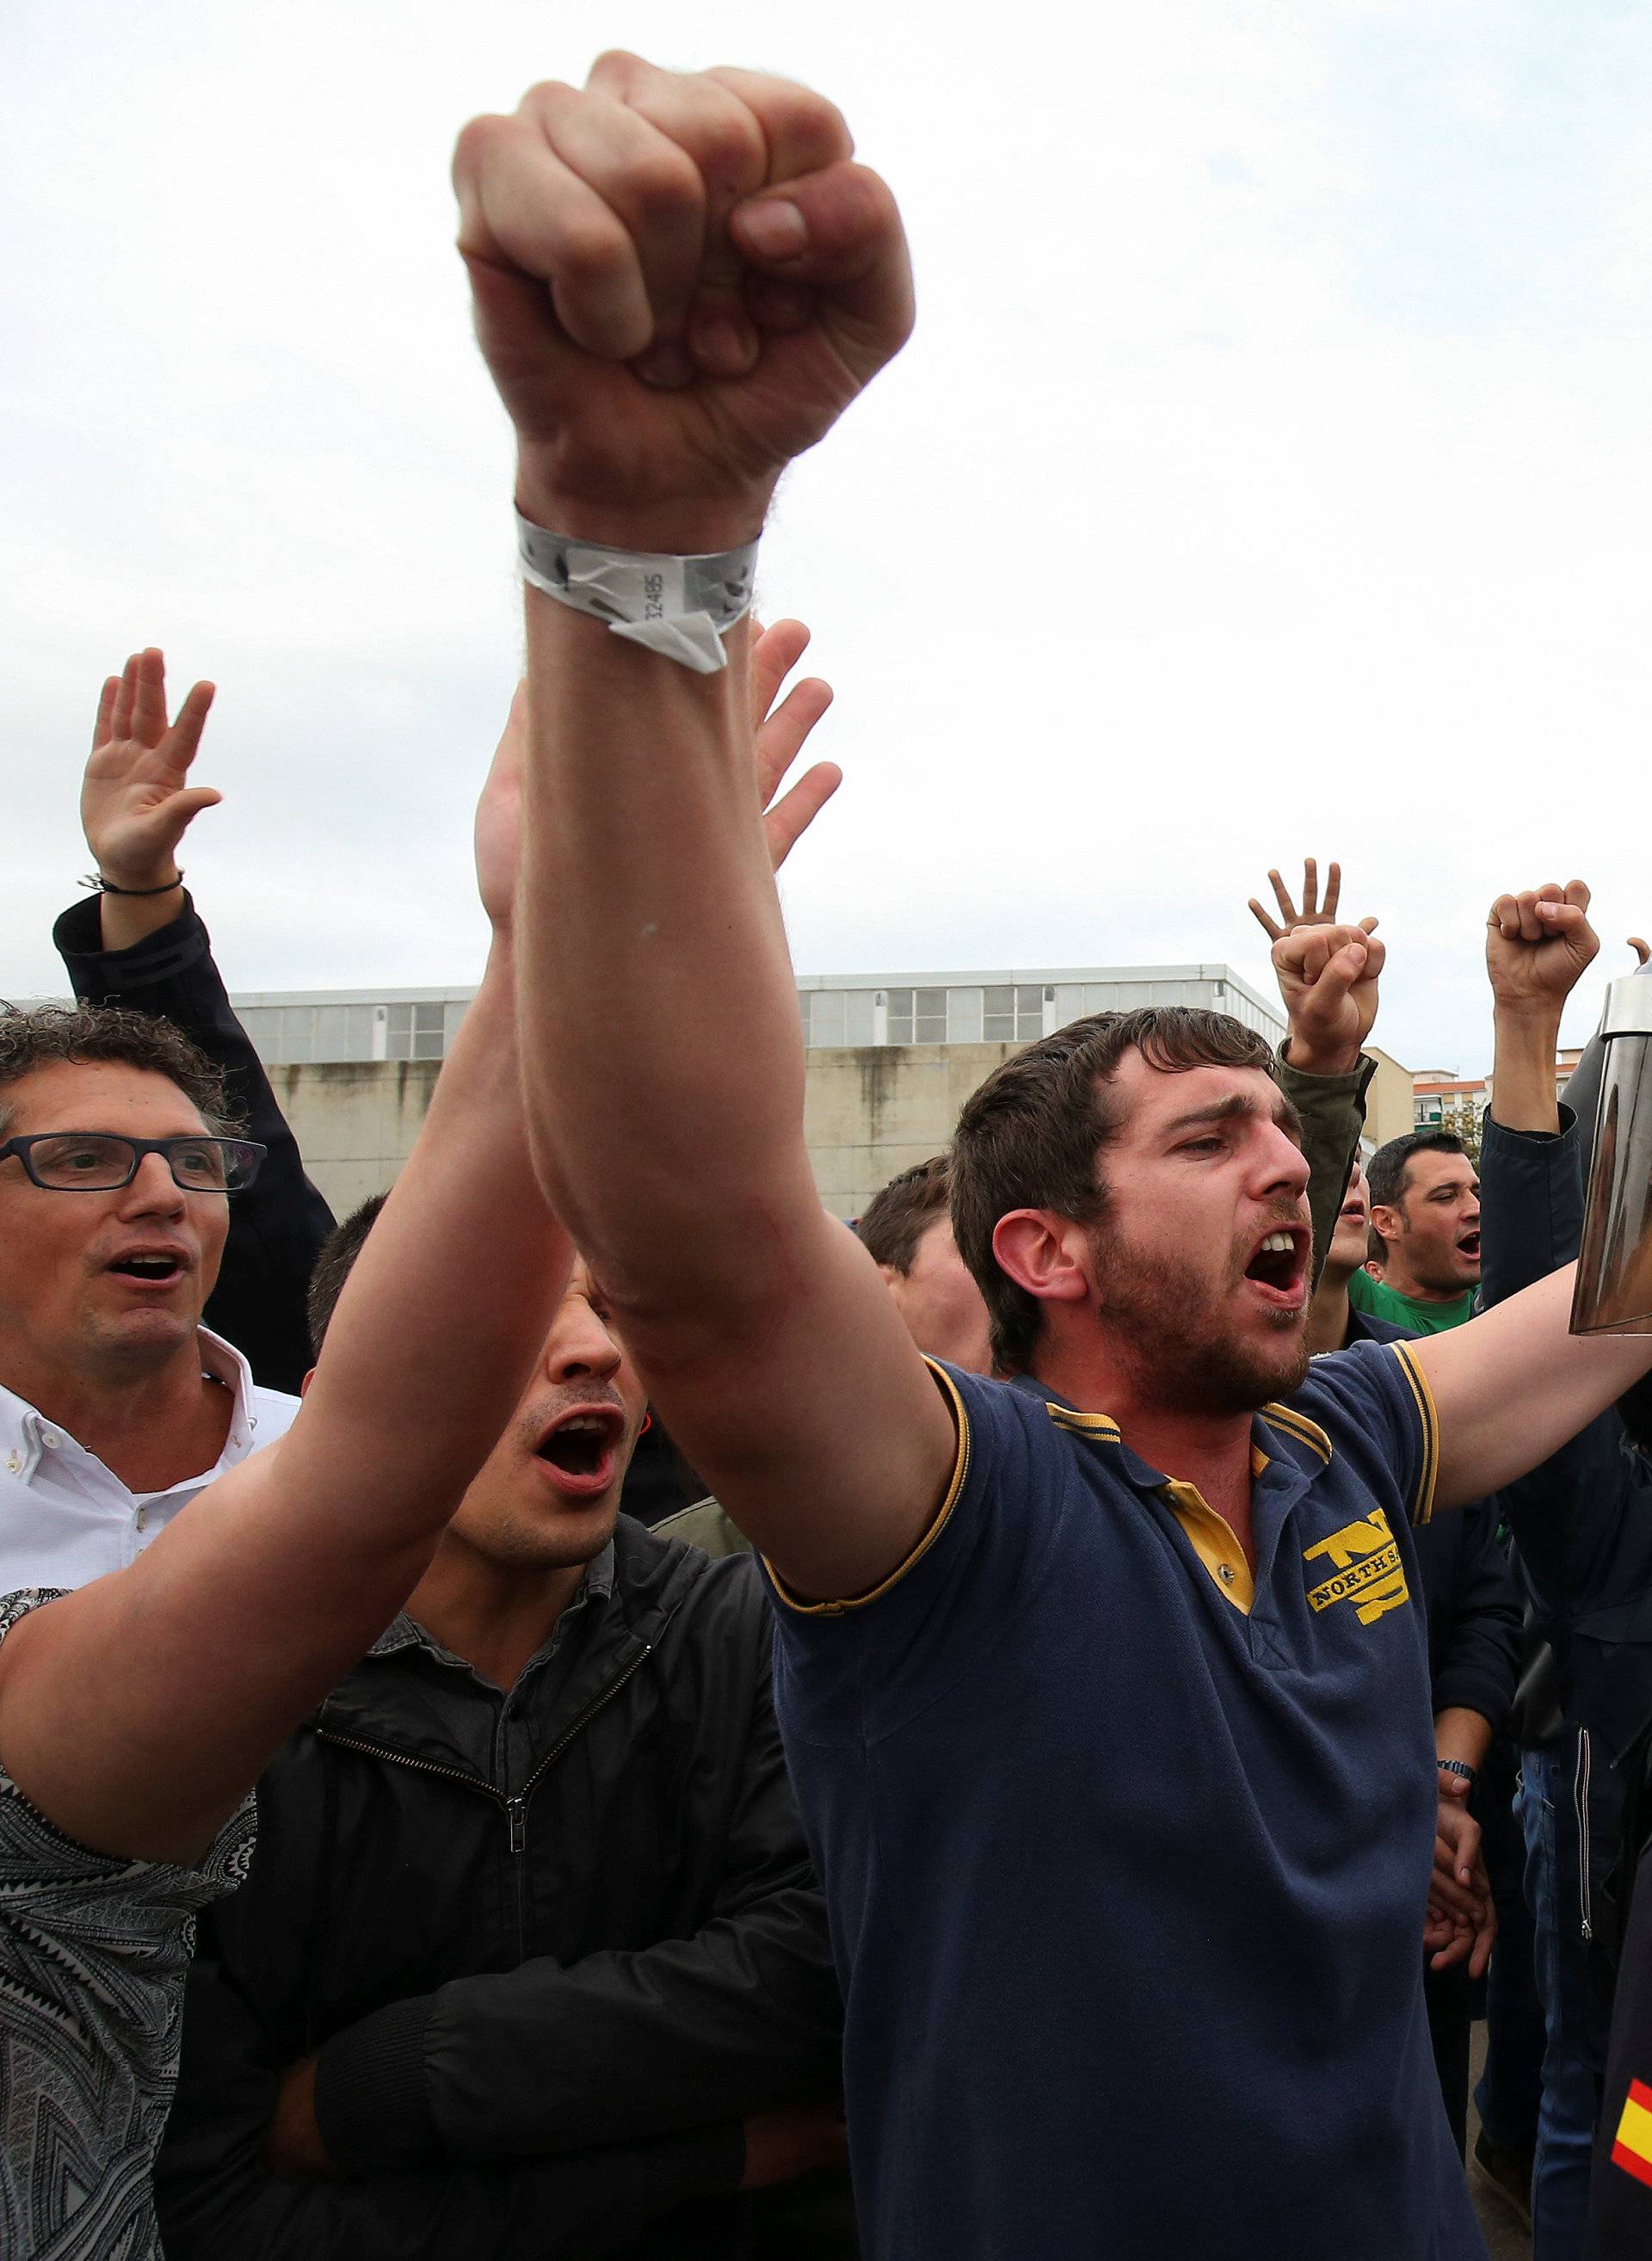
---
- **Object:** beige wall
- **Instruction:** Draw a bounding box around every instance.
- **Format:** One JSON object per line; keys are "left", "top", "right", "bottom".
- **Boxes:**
{"left": 275, "top": 1044, "right": 1027, "bottom": 1223}
{"left": 802, "top": 1043, "right": 1026, "bottom": 1217}
{"left": 280, "top": 1034, "right": 1409, "bottom": 1226}
{"left": 1362, "top": 1046, "right": 1415, "bottom": 1152}
{"left": 270, "top": 1060, "right": 441, "bottom": 1220}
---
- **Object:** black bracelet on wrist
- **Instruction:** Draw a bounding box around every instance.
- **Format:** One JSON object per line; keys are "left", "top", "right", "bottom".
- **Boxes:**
{"left": 81, "top": 871, "right": 183, "bottom": 898}
{"left": 1437, "top": 1759, "right": 1476, "bottom": 1784}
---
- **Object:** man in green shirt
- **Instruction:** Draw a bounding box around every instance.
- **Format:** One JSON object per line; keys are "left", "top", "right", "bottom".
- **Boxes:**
{"left": 1350, "top": 1129, "right": 1481, "bottom": 1334}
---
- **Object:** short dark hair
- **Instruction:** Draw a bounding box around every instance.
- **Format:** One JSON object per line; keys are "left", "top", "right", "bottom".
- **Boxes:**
{"left": 860, "top": 1155, "right": 952, "bottom": 1273}
{"left": 951, "top": 1007, "right": 1279, "bottom": 1374}
{"left": 1366, "top": 1130, "right": 1467, "bottom": 1225}
{"left": 0, "top": 1001, "right": 238, "bottom": 1140}
{"left": 306, "top": 1192, "right": 387, "bottom": 1358}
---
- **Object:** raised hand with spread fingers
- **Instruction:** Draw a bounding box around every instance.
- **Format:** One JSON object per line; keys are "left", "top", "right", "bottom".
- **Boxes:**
{"left": 83, "top": 648, "right": 220, "bottom": 949}
{"left": 751, "top": 618, "right": 838, "bottom": 871}
{"left": 1248, "top": 857, "right": 1384, "bottom": 1078}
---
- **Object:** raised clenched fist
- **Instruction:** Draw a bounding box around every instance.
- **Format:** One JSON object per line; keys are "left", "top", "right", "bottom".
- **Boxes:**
{"left": 1484, "top": 882, "right": 1599, "bottom": 1018}
{"left": 452, "top": 53, "right": 914, "bottom": 552}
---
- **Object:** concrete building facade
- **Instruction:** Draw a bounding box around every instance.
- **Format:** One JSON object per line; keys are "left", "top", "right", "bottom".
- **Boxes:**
{"left": 243, "top": 964, "right": 1291, "bottom": 1221}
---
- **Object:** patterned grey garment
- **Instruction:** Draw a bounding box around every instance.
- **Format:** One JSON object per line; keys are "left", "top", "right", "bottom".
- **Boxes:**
{"left": 0, "top": 1590, "right": 256, "bottom": 2259}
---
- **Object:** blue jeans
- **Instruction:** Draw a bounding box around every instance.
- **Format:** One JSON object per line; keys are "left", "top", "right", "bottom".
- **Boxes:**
{"left": 1518, "top": 1740, "right": 1621, "bottom": 2261}
{"left": 1475, "top": 1733, "right": 1545, "bottom": 2157}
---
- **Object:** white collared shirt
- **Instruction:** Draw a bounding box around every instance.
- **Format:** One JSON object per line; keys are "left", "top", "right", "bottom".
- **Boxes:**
{"left": 0, "top": 1328, "right": 299, "bottom": 1593}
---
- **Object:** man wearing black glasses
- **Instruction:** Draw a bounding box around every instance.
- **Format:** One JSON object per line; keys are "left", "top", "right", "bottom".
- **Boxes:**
{"left": 50, "top": 644, "right": 337, "bottom": 1396}
{"left": 0, "top": 1001, "right": 299, "bottom": 1593}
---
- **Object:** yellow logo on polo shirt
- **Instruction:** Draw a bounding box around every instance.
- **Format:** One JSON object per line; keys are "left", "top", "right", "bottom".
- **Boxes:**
{"left": 1302, "top": 1508, "right": 1410, "bottom": 1626}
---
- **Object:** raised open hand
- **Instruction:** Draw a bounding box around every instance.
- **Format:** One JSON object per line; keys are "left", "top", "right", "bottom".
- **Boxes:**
{"left": 452, "top": 54, "right": 914, "bottom": 549}
{"left": 473, "top": 683, "right": 528, "bottom": 934}
{"left": 1248, "top": 858, "right": 1382, "bottom": 1076}
{"left": 83, "top": 648, "right": 219, "bottom": 891}
{"left": 1248, "top": 859, "right": 1348, "bottom": 940}
{"left": 473, "top": 634, "right": 835, "bottom": 926}
{"left": 751, "top": 618, "right": 839, "bottom": 871}
{"left": 1485, "top": 882, "right": 1599, "bottom": 1018}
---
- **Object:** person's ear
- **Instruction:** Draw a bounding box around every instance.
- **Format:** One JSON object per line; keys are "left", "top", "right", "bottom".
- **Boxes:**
{"left": 990, "top": 1211, "right": 1090, "bottom": 1311}
{"left": 1368, "top": 1204, "right": 1402, "bottom": 1247}
{"left": 299, "top": 1366, "right": 316, "bottom": 1397}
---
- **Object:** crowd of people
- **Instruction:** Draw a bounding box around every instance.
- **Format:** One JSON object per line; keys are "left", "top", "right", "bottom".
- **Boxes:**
{"left": 6, "top": 48, "right": 1652, "bottom": 2261}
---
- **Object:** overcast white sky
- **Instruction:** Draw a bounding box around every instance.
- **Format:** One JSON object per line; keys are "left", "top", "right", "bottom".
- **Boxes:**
{"left": 7, "top": 0, "right": 1652, "bottom": 1072}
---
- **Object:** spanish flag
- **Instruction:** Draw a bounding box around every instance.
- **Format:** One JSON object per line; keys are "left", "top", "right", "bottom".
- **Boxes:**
{"left": 1611, "top": 2076, "right": 1652, "bottom": 2190}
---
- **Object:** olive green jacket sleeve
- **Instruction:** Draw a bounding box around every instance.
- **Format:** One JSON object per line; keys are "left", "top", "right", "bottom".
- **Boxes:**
{"left": 653, "top": 1497, "right": 754, "bottom": 1560}
{"left": 1274, "top": 1049, "right": 1377, "bottom": 1293}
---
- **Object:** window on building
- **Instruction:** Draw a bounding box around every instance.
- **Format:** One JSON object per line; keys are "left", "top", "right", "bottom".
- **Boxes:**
{"left": 983, "top": 984, "right": 1044, "bottom": 1043}
{"left": 800, "top": 989, "right": 849, "bottom": 1048}
{"left": 886, "top": 987, "right": 948, "bottom": 1044}
{"left": 385, "top": 1002, "right": 447, "bottom": 1062}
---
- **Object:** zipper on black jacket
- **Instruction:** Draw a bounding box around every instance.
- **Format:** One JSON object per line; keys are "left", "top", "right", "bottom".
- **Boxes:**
{"left": 502, "top": 1638, "right": 656, "bottom": 1848}
{"left": 315, "top": 1638, "right": 654, "bottom": 1852}
{"left": 1575, "top": 1726, "right": 1594, "bottom": 1944}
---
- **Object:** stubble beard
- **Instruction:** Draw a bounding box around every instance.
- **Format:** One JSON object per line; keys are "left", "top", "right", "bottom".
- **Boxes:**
{"left": 1396, "top": 1251, "right": 1476, "bottom": 1301}
{"left": 1088, "top": 1223, "right": 1310, "bottom": 1416}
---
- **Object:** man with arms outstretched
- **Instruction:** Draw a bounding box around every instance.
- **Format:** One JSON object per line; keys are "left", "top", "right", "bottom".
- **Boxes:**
{"left": 451, "top": 55, "right": 1652, "bottom": 2257}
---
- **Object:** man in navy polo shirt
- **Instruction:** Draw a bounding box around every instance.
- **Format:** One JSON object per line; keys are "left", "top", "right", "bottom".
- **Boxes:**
{"left": 457, "top": 59, "right": 1652, "bottom": 2258}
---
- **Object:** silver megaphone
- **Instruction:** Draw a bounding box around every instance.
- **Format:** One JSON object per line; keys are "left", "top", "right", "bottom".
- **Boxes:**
{"left": 1573, "top": 974, "right": 1652, "bottom": 1334}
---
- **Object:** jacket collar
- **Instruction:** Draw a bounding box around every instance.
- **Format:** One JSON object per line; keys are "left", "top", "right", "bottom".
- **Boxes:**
{"left": 367, "top": 1540, "right": 617, "bottom": 1663}
{"left": 312, "top": 1519, "right": 710, "bottom": 1757}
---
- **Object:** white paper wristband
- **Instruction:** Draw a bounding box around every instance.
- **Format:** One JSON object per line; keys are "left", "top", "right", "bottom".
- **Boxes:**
{"left": 515, "top": 513, "right": 758, "bottom": 675}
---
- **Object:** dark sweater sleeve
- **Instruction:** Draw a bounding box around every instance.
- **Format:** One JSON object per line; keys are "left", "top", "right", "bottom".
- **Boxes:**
{"left": 1274, "top": 1050, "right": 1375, "bottom": 1293}
{"left": 312, "top": 1655, "right": 842, "bottom": 2172}
{"left": 1477, "top": 1106, "right": 1628, "bottom": 1613}
{"left": 1478, "top": 1107, "right": 1584, "bottom": 1308}
{"left": 54, "top": 892, "right": 335, "bottom": 1393}
{"left": 1421, "top": 1497, "right": 1522, "bottom": 1728}
{"left": 154, "top": 1949, "right": 743, "bottom": 2261}
{"left": 1560, "top": 1034, "right": 1605, "bottom": 1178}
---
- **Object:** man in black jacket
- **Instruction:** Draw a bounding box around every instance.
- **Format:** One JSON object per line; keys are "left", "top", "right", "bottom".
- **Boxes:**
{"left": 1305, "top": 1158, "right": 1521, "bottom": 2153}
{"left": 1474, "top": 881, "right": 1652, "bottom": 2261}
{"left": 56, "top": 646, "right": 334, "bottom": 1395}
{"left": 155, "top": 1196, "right": 849, "bottom": 2258}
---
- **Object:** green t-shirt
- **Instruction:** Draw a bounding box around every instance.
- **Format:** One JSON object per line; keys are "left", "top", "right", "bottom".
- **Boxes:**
{"left": 1347, "top": 1268, "right": 1476, "bottom": 1334}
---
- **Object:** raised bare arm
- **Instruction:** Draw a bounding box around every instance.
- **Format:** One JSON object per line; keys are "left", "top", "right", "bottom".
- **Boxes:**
{"left": 1409, "top": 1259, "right": 1652, "bottom": 1510}
{"left": 0, "top": 699, "right": 570, "bottom": 1863}
{"left": 453, "top": 53, "right": 954, "bottom": 1603}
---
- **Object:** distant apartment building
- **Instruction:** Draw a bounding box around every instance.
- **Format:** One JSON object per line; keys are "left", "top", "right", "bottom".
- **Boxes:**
{"left": 1412, "top": 1071, "right": 1490, "bottom": 1139}
{"left": 1411, "top": 1045, "right": 1587, "bottom": 1147}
